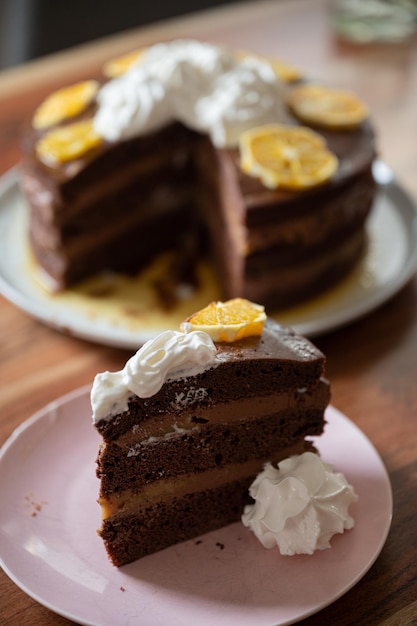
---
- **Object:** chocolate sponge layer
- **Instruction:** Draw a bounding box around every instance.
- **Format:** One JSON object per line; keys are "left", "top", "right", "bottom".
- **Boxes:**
{"left": 99, "top": 444, "right": 314, "bottom": 567}
{"left": 96, "top": 404, "right": 326, "bottom": 494}
{"left": 95, "top": 319, "right": 329, "bottom": 443}
{"left": 99, "top": 477, "right": 255, "bottom": 566}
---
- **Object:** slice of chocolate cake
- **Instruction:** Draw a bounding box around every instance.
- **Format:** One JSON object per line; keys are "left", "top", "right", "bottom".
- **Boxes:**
{"left": 91, "top": 299, "right": 330, "bottom": 566}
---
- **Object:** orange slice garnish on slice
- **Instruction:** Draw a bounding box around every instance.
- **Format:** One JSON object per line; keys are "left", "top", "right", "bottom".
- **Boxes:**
{"left": 33, "top": 80, "right": 99, "bottom": 130}
{"left": 102, "top": 49, "right": 146, "bottom": 77}
{"left": 180, "top": 298, "right": 266, "bottom": 342}
{"left": 287, "top": 84, "right": 368, "bottom": 129}
{"left": 239, "top": 124, "right": 338, "bottom": 190}
{"left": 36, "top": 119, "right": 102, "bottom": 166}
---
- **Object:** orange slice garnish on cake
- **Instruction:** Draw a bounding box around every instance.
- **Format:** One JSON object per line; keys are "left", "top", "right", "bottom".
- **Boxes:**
{"left": 239, "top": 124, "right": 338, "bottom": 190}
{"left": 180, "top": 298, "right": 266, "bottom": 342}
{"left": 102, "top": 48, "right": 146, "bottom": 77}
{"left": 32, "top": 80, "right": 99, "bottom": 130}
{"left": 287, "top": 84, "right": 368, "bottom": 130}
{"left": 36, "top": 119, "right": 103, "bottom": 165}
{"left": 267, "top": 58, "right": 303, "bottom": 83}
{"left": 235, "top": 49, "right": 303, "bottom": 83}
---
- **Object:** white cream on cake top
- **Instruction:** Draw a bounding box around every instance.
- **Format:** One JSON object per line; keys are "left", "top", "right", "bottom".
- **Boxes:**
{"left": 242, "top": 452, "right": 358, "bottom": 555}
{"left": 93, "top": 40, "right": 290, "bottom": 147}
{"left": 91, "top": 329, "right": 218, "bottom": 423}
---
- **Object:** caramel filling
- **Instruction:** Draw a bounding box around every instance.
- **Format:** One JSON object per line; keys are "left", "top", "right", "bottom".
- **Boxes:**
{"left": 115, "top": 383, "right": 328, "bottom": 447}
{"left": 99, "top": 442, "right": 306, "bottom": 520}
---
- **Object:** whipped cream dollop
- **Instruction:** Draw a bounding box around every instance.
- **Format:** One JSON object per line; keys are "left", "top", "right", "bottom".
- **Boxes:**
{"left": 91, "top": 329, "right": 218, "bottom": 423}
{"left": 94, "top": 39, "right": 290, "bottom": 147}
{"left": 242, "top": 452, "right": 358, "bottom": 555}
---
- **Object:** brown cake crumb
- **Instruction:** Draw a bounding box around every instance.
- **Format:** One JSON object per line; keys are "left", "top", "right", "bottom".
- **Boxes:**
{"left": 25, "top": 493, "right": 48, "bottom": 517}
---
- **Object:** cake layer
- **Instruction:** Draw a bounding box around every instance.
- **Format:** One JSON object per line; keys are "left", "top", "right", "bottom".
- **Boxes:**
{"left": 94, "top": 319, "right": 328, "bottom": 442}
{"left": 113, "top": 383, "right": 329, "bottom": 445}
{"left": 243, "top": 230, "right": 367, "bottom": 309}
{"left": 29, "top": 186, "right": 194, "bottom": 288}
{"left": 99, "top": 441, "right": 312, "bottom": 519}
{"left": 98, "top": 442, "right": 311, "bottom": 566}
{"left": 96, "top": 404, "right": 326, "bottom": 494}
{"left": 25, "top": 159, "right": 194, "bottom": 244}
{"left": 244, "top": 170, "right": 375, "bottom": 259}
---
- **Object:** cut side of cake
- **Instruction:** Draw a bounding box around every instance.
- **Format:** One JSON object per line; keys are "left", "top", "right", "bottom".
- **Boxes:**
{"left": 20, "top": 40, "right": 377, "bottom": 310}
{"left": 196, "top": 129, "right": 375, "bottom": 309}
{"left": 22, "top": 122, "right": 202, "bottom": 288}
{"left": 91, "top": 300, "right": 330, "bottom": 566}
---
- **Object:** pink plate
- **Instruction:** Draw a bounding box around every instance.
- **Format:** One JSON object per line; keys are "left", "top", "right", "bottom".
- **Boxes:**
{"left": 0, "top": 387, "right": 392, "bottom": 626}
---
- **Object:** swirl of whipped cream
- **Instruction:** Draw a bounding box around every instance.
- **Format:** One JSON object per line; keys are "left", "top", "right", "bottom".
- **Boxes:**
{"left": 90, "top": 370, "right": 130, "bottom": 424}
{"left": 124, "top": 330, "right": 217, "bottom": 398}
{"left": 94, "top": 40, "right": 290, "bottom": 147}
{"left": 241, "top": 452, "right": 358, "bottom": 555}
{"left": 91, "top": 329, "right": 218, "bottom": 422}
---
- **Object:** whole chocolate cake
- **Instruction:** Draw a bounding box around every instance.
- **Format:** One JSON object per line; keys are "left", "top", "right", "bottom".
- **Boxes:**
{"left": 91, "top": 299, "right": 330, "bottom": 566}
{"left": 20, "top": 40, "right": 377, "bottom": 309}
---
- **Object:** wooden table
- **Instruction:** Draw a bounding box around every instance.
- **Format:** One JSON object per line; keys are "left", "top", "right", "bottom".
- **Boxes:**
{"left": 1, "top": 1, "right": 417, "bottom": 624}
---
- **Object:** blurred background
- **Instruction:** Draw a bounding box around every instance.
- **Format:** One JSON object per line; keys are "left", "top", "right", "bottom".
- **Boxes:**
{"left": 0, "top": 0, "right": 241, "bottom": 70}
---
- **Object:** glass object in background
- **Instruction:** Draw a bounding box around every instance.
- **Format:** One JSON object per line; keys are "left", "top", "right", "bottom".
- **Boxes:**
{"left": 331, "top": 0, "right": 417, "bottom": 43}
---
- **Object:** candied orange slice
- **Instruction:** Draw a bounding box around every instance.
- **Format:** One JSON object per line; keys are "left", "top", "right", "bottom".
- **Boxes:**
{"left": 239, "top": 124, "right": 338, "bottom": 190}
{"left": 32, "top": 80, "right": 99, "bottom": 130}
{"left": 102, "top": 49, "right": 145, "bottom": 77}
{"left": 180, "top": 298, "right": 266, "bottom": 342}
{"left": 287, "top": 84, "right": 368, "bottom": 129}
{"left": 36, "top": 119, "right": 102, "bottom": 165}
{"left": 235, "top": 49, "right": 303, "bottom": 83}
{"left": 267, "top": 58, "right": 303, "bottom": 83}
